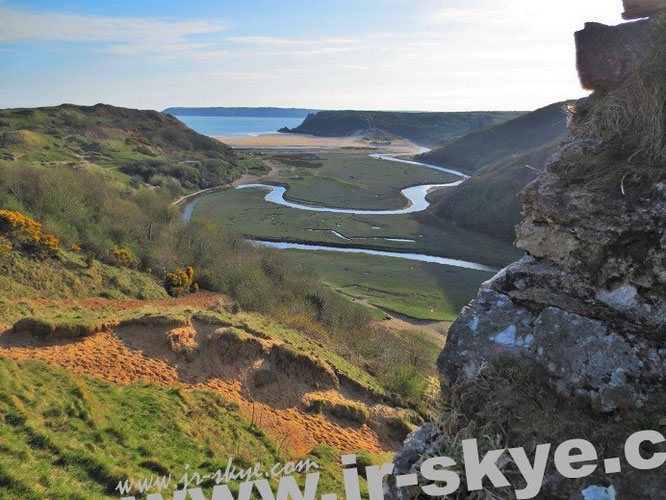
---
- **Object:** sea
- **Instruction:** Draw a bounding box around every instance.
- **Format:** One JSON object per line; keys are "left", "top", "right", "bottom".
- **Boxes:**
{"left": 172, "top": 115, "right": 305, "bottom": 137}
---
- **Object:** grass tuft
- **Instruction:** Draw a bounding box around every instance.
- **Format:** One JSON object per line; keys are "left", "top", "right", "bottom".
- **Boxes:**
{"left": 561, "top": 18, "right": 666, "bottom": 193}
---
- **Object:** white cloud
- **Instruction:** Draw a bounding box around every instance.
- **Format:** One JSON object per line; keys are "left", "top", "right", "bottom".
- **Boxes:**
{"left": 227, "top": 36, "right": 357, "bottom": 46}
{"left": 0, "top": 6, "right": 226, "bottom": 54}
{"left": 226, "top": 36, "right": 309, "bottom": 46}
{"left": 0, "top": 0, "right": 629, "bottom": 110}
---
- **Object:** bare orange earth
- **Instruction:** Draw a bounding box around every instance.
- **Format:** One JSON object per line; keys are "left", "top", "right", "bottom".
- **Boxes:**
{"left": 0, "top": 294, "right": 397, "bottom": 457}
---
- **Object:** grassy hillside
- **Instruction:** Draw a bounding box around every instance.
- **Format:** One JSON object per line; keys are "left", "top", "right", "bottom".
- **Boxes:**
{"left": 0, "top": 105, "right": 450, "bottom": 496}
{"left": 425, "top": 142, "right": 558, "bottom": 241}
{"left": 418, "top": 102, "right": 568, "bottom": 173}
{"left": 281, "top": 110, "right": 524, "bottom": 147}
{"left": 0, "top": 221, "right": 436, "bottom": 495}
{"left": 0, "top": 356, "right": 371, "bottom": 498}
{"left": 0, "top": 104, "right": 242, "bottom": 191}
{"left": 0, "top": 248, "right": 167, "bottom": 301}
{"left": 0, "top": 107, "right": 369, "bottom": 336}
{"left": 417, "top": 103, "right": 569, "bottom": 241}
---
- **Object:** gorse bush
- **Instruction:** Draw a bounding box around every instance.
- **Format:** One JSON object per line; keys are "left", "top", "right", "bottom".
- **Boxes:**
{"left": 0, "top": 209, "right": 60, "bottom": 259}
{"left": 106, "top": 246, "right": 135, "bottom": 268}
{"left": 164, "top": 266, "right": 198, "bottom": 297}
{"left": 0, "top": 164, "right": 173, "bottom": 264}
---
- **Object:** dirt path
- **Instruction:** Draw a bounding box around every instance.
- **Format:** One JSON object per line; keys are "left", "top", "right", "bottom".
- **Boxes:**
{"left": 379, "top": 314, "right": 449, "bottom": 345}
{"left": 230, "top": 160, "right": 285, "bottom": 187}
{"left": 1, "top": 292, "right": 226, "bottom": 311}
{"left": 339, "top": 293, "right": 450, "bottom": 341}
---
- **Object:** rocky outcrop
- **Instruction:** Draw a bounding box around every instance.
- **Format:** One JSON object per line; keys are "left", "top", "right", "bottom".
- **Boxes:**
{"left": 387, "top": 4, "right": 665, "bottom": 498}
{"left": 622, "top": 0, "right": 666, "bottom": 19}
{"left": 576, "top": 20, "right": 656, "bottom": 90}
{"left": 438, "top": 170, "right": 666, "bottom": 410}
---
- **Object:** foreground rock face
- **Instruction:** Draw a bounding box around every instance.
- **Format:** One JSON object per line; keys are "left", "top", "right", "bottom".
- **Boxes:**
{"left": 385, "top": 171, "right": 665, "bottom": 498}
{"left": 576, "top": 20, "right": 656, "bottom": 90}
{"left": 438, "top": 169, "right": 665, "bottom": 412}
{"left": 386, "top": 6, "right": 665, "bottom": 499}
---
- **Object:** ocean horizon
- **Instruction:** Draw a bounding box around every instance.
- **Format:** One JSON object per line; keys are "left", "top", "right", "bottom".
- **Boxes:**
{"left": 173, "top": 115, "right": 304, "bottom": 137}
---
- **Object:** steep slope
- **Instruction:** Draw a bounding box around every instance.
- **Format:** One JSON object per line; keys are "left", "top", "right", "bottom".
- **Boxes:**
{"left": 0, "top": 297, "right": 415, "bottom": 456}
{"left": 426, "top": 141, "right": 559, "bottom": 240}
{"left": 418, "top": 101, "right": 569, "bottom": 174}
{"left": 0, "top": 356, "right": 372, "bottom": 498}
{"left": 0, "top": 243, "right": 421, "bottom": 495}
{"left": 281, "top": 110, "right": 524, "bottom": 147}
{"left": 419, "top": 103, "right": 569, "bottom": 241}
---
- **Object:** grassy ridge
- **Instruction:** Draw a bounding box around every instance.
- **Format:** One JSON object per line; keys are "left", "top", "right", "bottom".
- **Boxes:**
{"left": 282, "top": 110, "right": 525, "bottom": 147}
{"left": 0, "top": 104, "right": 242, "bottom": 192}
{"left": 424, "top": 142, "right": 559, "bottom": 241}
{"left": 0, "top": 249, "right": 167, "bottom": 301}
{"left": 418, "top": 102, "right": 568, "bottom": 174}
{"left": 415, "top": 102, "right": 569, "bottom": 241}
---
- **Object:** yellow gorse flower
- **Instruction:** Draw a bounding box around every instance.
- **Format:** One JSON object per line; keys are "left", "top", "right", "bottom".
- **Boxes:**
{"left": 108, "top": 246, "right": 134, "bottom": 268}
{"left": 0, "top": 210, "right": 60, "bottom": 259}
{"left": 164, "top": 266, "right": 198, "bottom": 297}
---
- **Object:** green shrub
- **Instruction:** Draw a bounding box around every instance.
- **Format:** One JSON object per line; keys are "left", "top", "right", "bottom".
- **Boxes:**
{"left": 381, "top": 364, "right": 429, "bottom": 406}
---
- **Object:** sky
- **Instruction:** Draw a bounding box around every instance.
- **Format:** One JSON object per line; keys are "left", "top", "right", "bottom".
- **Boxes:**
{"left": 0, "top": 0, "right": 625, "bottom": 112}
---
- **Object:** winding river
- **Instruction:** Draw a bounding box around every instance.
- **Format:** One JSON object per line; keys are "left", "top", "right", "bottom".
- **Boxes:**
{"left": 183, "top": 149, "right": 497, "bottom": 272}
{"left": 235, "top": 154, "right": 469, "bottom": 215}
{"left": 252, "top": 240, "right": 497, "bottom": 272}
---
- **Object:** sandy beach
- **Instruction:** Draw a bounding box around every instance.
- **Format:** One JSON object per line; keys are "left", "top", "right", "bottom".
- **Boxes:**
{"left": 215, "top": 132, "right": 424, "bottom": 153}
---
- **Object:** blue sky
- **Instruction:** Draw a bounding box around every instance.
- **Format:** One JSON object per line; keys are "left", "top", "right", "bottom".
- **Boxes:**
{"left": 1, "top": 0, "right": 624, "bottom": 111}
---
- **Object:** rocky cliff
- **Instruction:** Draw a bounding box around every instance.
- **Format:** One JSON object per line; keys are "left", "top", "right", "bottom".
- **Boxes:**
{"left": 387, "top": 3, "right": 665, "bottom": 498}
